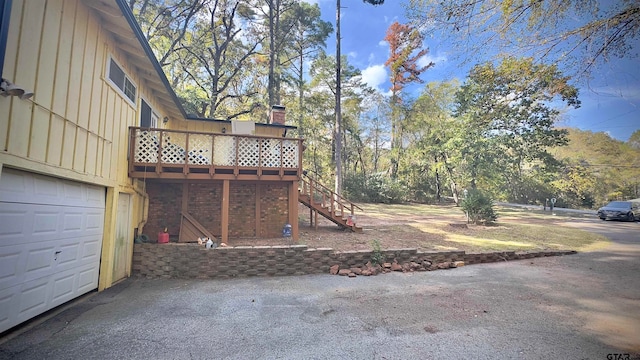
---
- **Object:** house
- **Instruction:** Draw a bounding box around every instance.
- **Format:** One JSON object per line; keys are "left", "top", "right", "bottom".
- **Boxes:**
{"left": 0, "top": 0, "right": 298, "bottom": 334}
{"left": 0, "top": 0, "right": 360, "bottom": 334}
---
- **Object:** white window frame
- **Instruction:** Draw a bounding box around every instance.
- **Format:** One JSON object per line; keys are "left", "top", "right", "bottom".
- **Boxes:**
{"left": 106, "top": 54, "right": 137, "bottom": 106}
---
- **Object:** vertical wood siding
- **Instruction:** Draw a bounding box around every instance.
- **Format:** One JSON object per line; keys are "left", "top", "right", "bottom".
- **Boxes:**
{"left": 0, "top": 0, "right": 173, "bottom": 186}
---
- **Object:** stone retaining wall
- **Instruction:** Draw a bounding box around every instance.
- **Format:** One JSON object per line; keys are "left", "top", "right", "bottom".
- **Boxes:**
{"left": 132, "top": 243, "right": 576, "bottom": 279}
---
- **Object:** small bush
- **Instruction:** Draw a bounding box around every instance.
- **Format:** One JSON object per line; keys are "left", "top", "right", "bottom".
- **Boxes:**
{"left": 370, "top": 239, "right": 385, "bottom": 265}
{"left": 461, "top": 189, "right": 498, "bottom": 224}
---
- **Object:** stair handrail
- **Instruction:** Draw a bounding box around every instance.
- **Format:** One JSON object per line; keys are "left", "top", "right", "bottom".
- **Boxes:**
{"left": 300, "top": 173, "right": 363, "bottom": 216}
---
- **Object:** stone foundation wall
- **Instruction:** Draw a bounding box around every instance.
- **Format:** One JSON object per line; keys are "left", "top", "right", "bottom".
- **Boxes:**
{"left": 132, "top": 244, "right": 576, "bottom": 279}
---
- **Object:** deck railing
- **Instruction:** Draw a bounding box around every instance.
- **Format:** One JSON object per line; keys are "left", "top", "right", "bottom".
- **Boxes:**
{"left": 128, "top": 127, "right": 303, "bottom": 179}
{"left": 299, "top": 175, "right": 363, "bottom": 220}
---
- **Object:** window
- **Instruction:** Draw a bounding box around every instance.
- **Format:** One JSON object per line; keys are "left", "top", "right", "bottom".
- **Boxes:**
{"left": 0, "top": 0, "right": 12, "bottom": 78}
{"left": 107, "top": 56, "right": 136, "bottom": 103}
{"left": 140, "top": 99, "right": 158, "bottom": 128}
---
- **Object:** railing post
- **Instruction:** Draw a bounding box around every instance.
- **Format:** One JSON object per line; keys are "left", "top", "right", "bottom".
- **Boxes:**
{"left": 330, "top": 191, "right": 335, "bottom": 215}
{"left": 209, "top": 133, "right": 215, "bottom": 177}
{"left": 183, "top": 132, "right": 189, "bottom": 175}
{"left": 298, "top": 139, "right": 304, "bottom": 176}
{"left": 233, "top": 136, "right": 239, "bottom": 177}
{"left": 279, "top": 138, "right": 284, "bottom": 178}
{"left": 128, "top": 128, "right": 135, "bottom": 176}
{"left": 156, "top": 130, "right": 163, "bottom": 174}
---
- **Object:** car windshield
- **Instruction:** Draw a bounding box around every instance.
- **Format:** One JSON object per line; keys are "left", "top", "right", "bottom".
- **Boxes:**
{"left": 606, "top": 201, "right": 631, "bottom": 208}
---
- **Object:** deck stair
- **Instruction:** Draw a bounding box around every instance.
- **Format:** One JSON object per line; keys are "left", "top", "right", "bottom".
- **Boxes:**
{"left": 298, "top": 175, "right": 363, "bottom": 232}
{"left": 178, "top": 212, "right": 216, "bottom": 242}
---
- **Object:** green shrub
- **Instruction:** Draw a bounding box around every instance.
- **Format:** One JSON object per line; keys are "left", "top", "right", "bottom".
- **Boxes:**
{"left": 344, "top": 173, "right": 408, "bottom": 203}
{"left": 370, "top": 239, "right": 385, "bottom": 265}
{"left": 461, "top": 189, "right": 498, "bottom": 224}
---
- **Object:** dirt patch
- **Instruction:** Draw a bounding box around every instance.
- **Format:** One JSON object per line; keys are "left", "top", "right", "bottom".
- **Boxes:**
{"left": 230, "top": 203, "right": 605, "bottom": 252}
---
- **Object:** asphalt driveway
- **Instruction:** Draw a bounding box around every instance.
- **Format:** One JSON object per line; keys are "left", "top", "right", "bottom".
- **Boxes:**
{"left": 1, "top": 220, "right": 638, "bottom": 360}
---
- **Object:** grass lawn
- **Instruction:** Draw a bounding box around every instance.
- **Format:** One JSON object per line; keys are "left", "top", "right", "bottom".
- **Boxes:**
{"left": 291, "top": 203, "right": 611, "bottom": 253}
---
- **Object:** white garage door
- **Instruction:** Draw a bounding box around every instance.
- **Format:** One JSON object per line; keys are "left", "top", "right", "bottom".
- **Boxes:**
{"left": 0, "top": 169, "right": 105, "bottom": 333}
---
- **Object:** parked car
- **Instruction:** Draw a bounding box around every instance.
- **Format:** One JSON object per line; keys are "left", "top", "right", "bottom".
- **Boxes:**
{"left": 597, "top": 201, "right": 639, "bottom": 222}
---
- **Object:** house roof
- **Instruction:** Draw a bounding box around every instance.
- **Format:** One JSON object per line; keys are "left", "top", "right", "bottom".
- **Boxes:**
{"left": 83, "top": 0, "right": 295, "bottom": 130}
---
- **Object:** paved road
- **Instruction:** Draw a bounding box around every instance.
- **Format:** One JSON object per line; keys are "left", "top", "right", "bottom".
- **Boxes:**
{"left": 496, "top": 201, "right": 596, "bottom": 215}
{"left": 1, "top": 220, "right": 638, "bottom": 360}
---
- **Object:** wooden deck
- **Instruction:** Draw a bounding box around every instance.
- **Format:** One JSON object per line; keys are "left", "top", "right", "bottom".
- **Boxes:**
{"left": 128, "top": 127, "right": 303, "bottom": 180}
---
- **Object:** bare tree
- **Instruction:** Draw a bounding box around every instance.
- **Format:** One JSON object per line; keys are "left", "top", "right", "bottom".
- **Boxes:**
{"left": 406, "top": 0, "right": 640, "bottom": 78}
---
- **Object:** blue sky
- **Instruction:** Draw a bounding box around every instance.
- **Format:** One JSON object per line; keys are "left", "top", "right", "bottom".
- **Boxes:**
{"left": 306, "top": 0, "right": 640, "bottom": 142}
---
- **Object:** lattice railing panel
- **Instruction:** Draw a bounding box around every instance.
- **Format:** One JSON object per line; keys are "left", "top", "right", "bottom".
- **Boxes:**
{"left": 213, "top": 136, "right": 235, "bottom": 166}
{"left": 161, "top": 133, "right": 186, "bottom": 164}
{"left": 132, "top": 128, "right": 301, "bottom": 170}
{"left": 188, "top": 134, "right": 212, "bottom": 165}
{"left": 135, "top": 130, "right": 160, "bottom": 163}
{"left": 281, "top": 140, "right": 299, "bottom": 168}
{"left": 237, "top": 137, "right": 260, "bottom": 167}
{"left": 260, "top": 139, "right": 282, "bottom": 168}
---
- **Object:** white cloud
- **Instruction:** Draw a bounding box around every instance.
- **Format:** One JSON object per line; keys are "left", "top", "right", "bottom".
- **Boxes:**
{"left": 361, "top": 64, "right": 388, "bottom": 90}
{"left": 348, "top": 51, "right": 358, "bottom": 59}
{"left": 418, "top": 53, "right": 447, "bottom": 68}
{"left": 378, "top": 40, "right": 388, "bottom": 47}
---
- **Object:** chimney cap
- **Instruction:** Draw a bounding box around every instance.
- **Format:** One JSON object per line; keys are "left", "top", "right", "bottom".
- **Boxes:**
{"left": 271, "top": 105, "right": 285, "bottom": 111}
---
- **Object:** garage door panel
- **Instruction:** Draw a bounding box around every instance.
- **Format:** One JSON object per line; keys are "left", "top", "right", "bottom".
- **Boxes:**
{"left": 86, "top": 186, "right": 105, "bottom": 208}
{"left": 18, "top": 277, "right": 50, "bottom": 322}
{"left": 33, "top": 176, "right": 63, "bottom": 203}
{"left": 51, "top": 272, "right": 76, "bottom": 305}
{"left": 0, "top": 245, "right": 25, "bottom": 286}
{"left": 1, "top": 237, "right": 101, "bottom": 292}
{"left": 0, "top": 242, "right": 53, "bottom": 291}
{"left": 62, "top": 182, "right": 83, "bottom": 202}
{"left": 32, "top": 210, "right": 60, "bottom": 235}
{"left": 81, "top": 237, "right": 101, "bottom": 262}
{"left": 0, "top": 169, "right": 106, "bottom": 333}
{"left": 0, "top": 170, "right": 105, "bottom": 208}
{"left": 54, "top": 235, "right": 101, "bottom": 271}
{"left": 0, "top": 208, "right": 29, "bottom": 240}
{"left": 25, "top": 245, "right": 56, "bottom": 274}
{"left": 0, "top": 171, "right": 28, "bottom": 200}
{"left": 1, "top": 204, "right": 104, "bottom": 245}
{"left": 0, "top": 170, "right": 60, "bottom": 206}
{"left": 86, "top": 211, "right": 104, "bottom": 232}
{"left": 57, "top": 242, "right": 80, "bottom": 266}
{"left": 0, "top": 287, "right": 19, "bottom": 330}
{"left": 77, "top": 265, "right": 99, "bottom": 295}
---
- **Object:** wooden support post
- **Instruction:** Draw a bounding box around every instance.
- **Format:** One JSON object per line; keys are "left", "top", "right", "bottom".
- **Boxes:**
{"left": 314, "top": 209, "right": 318, "bottom": 230}
{"left": 182, "top": 183, "right": 189, "bottom": 213}
{"left": 221, "top": 179, "right": 229, "bottom": 243}
{"left": 255, "top": 183, "right": 261, "bottom": 238}
{"left": 289, "top": 180, "right": 299, "bottom": 240}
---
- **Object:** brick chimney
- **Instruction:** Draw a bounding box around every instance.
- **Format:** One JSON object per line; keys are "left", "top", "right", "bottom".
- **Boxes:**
{"left": 270, "top": 105, "right": 286, "bottom": 125}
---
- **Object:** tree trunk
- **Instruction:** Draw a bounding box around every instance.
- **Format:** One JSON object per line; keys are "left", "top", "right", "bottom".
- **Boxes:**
{"left": 442, "top": 152, "right": 460, "bottom": 206}
{"left": 298, "top": 51, "right": 304, "bottom": 134}
{"left": 334, "top": 0, "right": 343, "bottom": 196}
{"left": 450, "top": 181, "right": 459, "bottom": 205}
{"left": 268, "top": 0, "right": 278, "bottom": 109}
{"left": 434, "top": 155, "right": 441, "bottom": 202}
